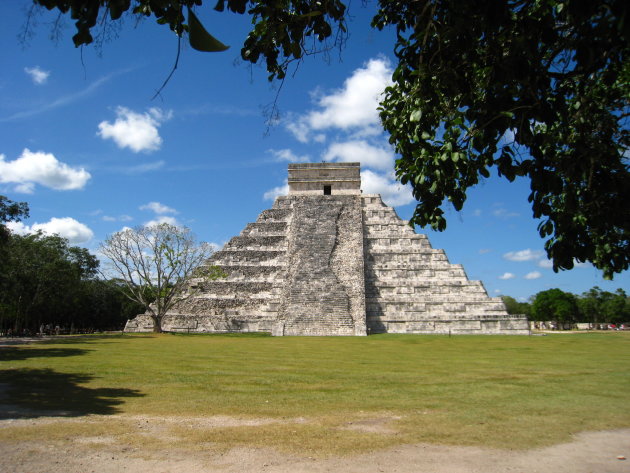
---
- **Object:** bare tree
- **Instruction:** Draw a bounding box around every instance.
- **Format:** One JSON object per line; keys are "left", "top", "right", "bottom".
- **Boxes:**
{"left": 99, "top": 223, "right": 223, "bottom": 332}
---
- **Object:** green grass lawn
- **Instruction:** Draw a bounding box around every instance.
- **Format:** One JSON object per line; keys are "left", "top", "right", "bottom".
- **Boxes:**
{"left": 0, "top": 332, "right": 629, "bottom": 454}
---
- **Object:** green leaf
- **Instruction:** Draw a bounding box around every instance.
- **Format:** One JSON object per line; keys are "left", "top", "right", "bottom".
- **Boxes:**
{"left": 410, "top": 110, "right": 422, "bottom": 122}
{"left": 188, "top": 7, "right": 230, "bottom": 53}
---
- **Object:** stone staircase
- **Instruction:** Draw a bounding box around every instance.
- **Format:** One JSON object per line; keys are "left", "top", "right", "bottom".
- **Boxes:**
{"left": 281, "top": 196, "right": 359, "bottom": 336}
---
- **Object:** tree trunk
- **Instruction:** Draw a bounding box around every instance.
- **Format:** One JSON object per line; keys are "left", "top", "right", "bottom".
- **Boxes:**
{"left": 151, "top": 316, "right": 162, "bottom": 333}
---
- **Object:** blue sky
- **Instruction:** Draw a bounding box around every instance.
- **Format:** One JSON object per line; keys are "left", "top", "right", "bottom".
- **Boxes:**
{"left": 1, "top": 2, "right": 627, "bottom": 302}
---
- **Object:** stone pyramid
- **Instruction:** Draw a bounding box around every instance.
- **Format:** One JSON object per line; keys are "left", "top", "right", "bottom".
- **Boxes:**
{"left": 125, "top": 163, "right": 529, "bottom": 335}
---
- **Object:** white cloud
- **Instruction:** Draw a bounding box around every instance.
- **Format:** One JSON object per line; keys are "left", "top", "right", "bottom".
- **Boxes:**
{"left": 323, "top": 140, "right": 394, "bottom": 171}
{"left": 6, "top": 221, "right": 28, "bottom": 235}
{"left": 492, "top": 207, "right": 520, "bottom": 218}
{"left": 263, "top": 181, "right": 289, "bottom": 201}
{"left": 309, "top": 58, "right": 392, "bottom": 130}
{"left": 285, "top": 119, "right": 311, "bottom": 144}
{"left": 499, "top": 272, "right": 515, "bottom": 280}
{"left": 0, "top": 149, "right": 90, "bottom": 192}
{"left": 24, "top": 66, "right": 50, "bottom": 85}
{"left": 97, "top": 107, "right": 172, "bottom": 153}
{"left": 140, "top": 201, "right": 178, "bottom": 215}
{"left": 144, "top": 216, "right": 180, "bottom": 227}
{"left": 361, "top": 169, "right": 414, "bottom": 207}
{"left": 286, "top": 58, "right": 392, "bottom": 142}
{"left": 472, "top": 209, "right": 482, "bottom": 217}
{"left": 268, "top": 149, "right": 310, "bottom": 163}
{"left": 180, "top": 103, "right": 258, "bottom": 117}
{"left": 102, "top": 214, "right": 133, "bottom": 222}
{"left": 503, "top": 249, "right": 545, "bottom": 262}
{"left": 15, "top": 182, "right": 35, "bottom": 193}
{"left": 119, "top": 160, "right": 166, "bottom": 174}
{"left": 524, "top": 271, "right": 542, "bottom": 280}
{"left": 7, "top": 217, "right": 94, "bottom": 244}
{"left": 478, "top": 249, "right": 491, "bottom": 254}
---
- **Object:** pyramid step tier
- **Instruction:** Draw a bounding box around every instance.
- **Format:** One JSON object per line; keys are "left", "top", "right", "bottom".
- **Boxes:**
{"left": 241, "top": 222, "right": 288, "bottom": 235}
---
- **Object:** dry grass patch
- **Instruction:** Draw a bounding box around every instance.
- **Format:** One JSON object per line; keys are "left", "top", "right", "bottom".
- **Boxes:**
{"left": 170, "top": 415, "right": 400, "bottom": 457}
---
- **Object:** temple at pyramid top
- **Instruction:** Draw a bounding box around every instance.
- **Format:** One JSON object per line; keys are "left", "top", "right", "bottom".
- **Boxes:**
{"left": 125, "top": 162, "right": 529, "bottom": 336}
{"left": 288, "top": 162, "right": 361, "bottom": 195}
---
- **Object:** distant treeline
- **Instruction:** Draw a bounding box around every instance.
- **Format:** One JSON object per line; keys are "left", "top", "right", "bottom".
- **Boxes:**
{"left": 0, "top": 231, "right": 144, "bottom": 336}
{"left": 502, "top": 287, "right": 629, "bottom": 326}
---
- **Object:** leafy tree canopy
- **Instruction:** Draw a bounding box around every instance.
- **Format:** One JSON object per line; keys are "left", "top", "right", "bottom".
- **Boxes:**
{"left": 374, "top": 1, "right": 629, "bottom": 279}
{"left": 531, "top": 288, "right": 578, "bottom": 323}
{"left": 0, "top": 195, "right": 29, "bottom": 244}
{"left": 0, "top": 232, "right": 99, "bottom": 331}
{"left": 30, "top": 0, "right": 348, "bottom": 80}
{"left": 500, "top": 295, "right": 531, "bottom": 317}
{"left": 28, "top": 0, "right": 630, "bottom": 278}
{"left": 578, "top": 286, "right": 629, "bottom": 324}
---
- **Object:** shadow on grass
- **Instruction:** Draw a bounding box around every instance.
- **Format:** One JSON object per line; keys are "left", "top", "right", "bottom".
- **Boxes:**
{"left": 36, "top": 334, "right": 137, "bottom": 345}
{"left": 0, "top": 368, "right": 144, "bottom": 420}
{"left": 0, "top": 347, "right": 90, "bottom": 362}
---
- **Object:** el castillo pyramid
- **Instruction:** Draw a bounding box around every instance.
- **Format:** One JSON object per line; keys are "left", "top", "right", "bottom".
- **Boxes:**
{"left": 125, "top": 163, "right": 529, "bottom": 335}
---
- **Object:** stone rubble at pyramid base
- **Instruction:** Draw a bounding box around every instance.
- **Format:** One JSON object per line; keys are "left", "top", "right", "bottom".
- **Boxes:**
{"left": 125, "top": 313, "right": 529, "bottom": 335}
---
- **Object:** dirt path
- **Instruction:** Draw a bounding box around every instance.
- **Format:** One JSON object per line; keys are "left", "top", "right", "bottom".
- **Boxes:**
{"left": 0, "top": 415, "right": 627, "bottom": 473}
